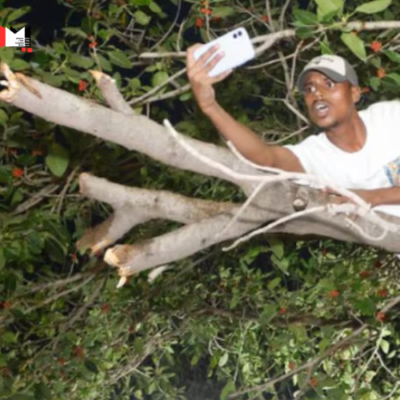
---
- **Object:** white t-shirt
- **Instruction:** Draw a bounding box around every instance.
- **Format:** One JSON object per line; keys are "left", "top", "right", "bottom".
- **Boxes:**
{"left": 284, "top": 100, "right": 400, "bottom": 217}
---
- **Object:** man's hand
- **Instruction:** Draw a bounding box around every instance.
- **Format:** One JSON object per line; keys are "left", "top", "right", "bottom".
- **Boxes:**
{"left": 186, "top": 44, "right": 233, "bottom": 114}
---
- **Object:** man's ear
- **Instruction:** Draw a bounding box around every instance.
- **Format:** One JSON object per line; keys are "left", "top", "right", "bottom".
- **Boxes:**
{"left": 351, "top": 85, "right": 361, "bottom": 103}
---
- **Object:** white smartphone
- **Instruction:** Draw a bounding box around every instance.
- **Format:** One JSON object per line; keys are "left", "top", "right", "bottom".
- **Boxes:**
{"left": 193, "top": 27, "right": 255, "bottom": 77}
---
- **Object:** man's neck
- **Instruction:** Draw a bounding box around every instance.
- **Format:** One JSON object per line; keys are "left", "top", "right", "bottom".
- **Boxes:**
{"left": 325, "top": 113, "right": 366, "bottom": 153}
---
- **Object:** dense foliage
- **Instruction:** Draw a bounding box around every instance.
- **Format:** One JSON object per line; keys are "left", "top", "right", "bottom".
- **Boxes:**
{"left": 1, "top": 0, "right": 400, "bottom": 399}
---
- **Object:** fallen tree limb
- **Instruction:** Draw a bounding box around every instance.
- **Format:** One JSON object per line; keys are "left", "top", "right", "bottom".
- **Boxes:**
{"left": 2, "top": 22, "right": 400, "bottom": 284}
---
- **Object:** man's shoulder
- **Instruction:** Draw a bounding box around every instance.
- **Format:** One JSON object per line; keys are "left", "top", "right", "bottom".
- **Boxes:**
{"left": 361, "top": 99, "right": 400, "bottom": 118}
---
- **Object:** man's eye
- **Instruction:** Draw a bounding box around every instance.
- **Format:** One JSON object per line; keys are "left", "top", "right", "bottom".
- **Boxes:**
{"left": 304, "top": 86, "right": 315, "bottom": 93}
{"left": 326, "top": 81, "right": 336, "bottom": 88}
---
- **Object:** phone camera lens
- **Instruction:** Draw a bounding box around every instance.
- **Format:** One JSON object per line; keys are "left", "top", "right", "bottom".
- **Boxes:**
{"left": 233, "top": 33, "right": 237, "bottom": 39}
{"left": 238, "top": 31, "right": 242, "bottom": 36}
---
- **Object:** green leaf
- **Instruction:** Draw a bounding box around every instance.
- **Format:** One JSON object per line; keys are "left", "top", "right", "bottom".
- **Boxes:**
{"left": 385, "top": 72, "right": 400, "bottom": 86}
{"left": 179, "top": 92, "right": 192, "bottom": 101}
{"left": 129, "top": 78, "right": 141, "bottom": 91}
{"left": 212, "top": 7, "right": 236, "bottom": 18}
{"left": 2, "top": 331, "right": 17, "bottom": 344}
{"left": 384, "top": 50, "right": 400, "bottom": 63}
{"left": 84, "top": 359, "right": 100, "bottom": 374}
{"left": 70, "top": 54, "right": 94, "bottom": 69}
{"left": 0, "top": 109, "right": 9, "bottom": 126}
{"left": 152, "top": 71, "right": 169, "bottom": 87}
{"left": 341, "top": 32, "right": 366, "bottom": 61}
{"left": 269, "top": 239, "right": 284, "bottom": 259}
{"left": 38, "top": 71, "right": 65, "bottom": 87}
{"left": 149, "top": 2, "right": 163, "bottom": 14}
{"left": 267, "top": 277, "right": 281, "bottom": 290}
{"left": 296, "top": 27, "right": 316, "bottom": 39}
{"left": 94, "top": 54, "right": 113, "bottom": 72}
{"left": 134, "top": 10, "right": 151, "bottom": 25}
{"left": 108, "top": 50, "right": 133, "bottom": 69}
{"left": 321, "top": 37, "right": 334, "bottom": 55}
{"left": 9, "top": 59, "right": 30, "bottom": 71}
{"left": 0, "top": 248, "right": 5, "bottom": 271}
{"left": 260, "top": 304, "right": 277, "bottom": 325}
{"left": 354, "top": 298, "right": 375, "bottom": 316}
{"left": 63, "top": 27, "right": 88, "bottom": 39}
{"left": 293, "top": 9, "right": 318, "bottom": 25}
{"left": 218, "top": 352, "right": 229, "bottom": 367}
{"left": 34, "top": 383, "right": 52, "bottom": 400}
{"left": 370, "top": 76, "right": 380, "bottom": 91}
{"left": 0, "top": 47, "right": 15, "bottom": 64}
{"left": 271, "top": 254, "right": 289, "bottom": 274}
{"left": 45, "top": 143, "right": 69, "bottom": 177}
{"left": 6, "top": 6, "right": 31, "bottom": 23}
{"left": 220, "top": 380, "right": 235, "bottom": 400}
{"left": 314, "top": 0, "right": 343, "bottom": 20}
{"left": 380, "top": 339, "right": 390, "bottom": 354}
{"left": 355, "top": 0, "right": 392, "bottom": 14}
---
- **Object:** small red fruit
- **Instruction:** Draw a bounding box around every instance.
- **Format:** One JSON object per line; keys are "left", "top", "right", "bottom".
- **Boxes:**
{"left": 329, "top": 290, "right": 340, "bottom": 298}
{"left": 377, "top": 289, "right": 388, "bottom": 297}
{"left": 72, "top": 346, "right": 85, "bottom": 359}
{"left": 1, "top": 301, "right": 11, "bottom": 310}
{"left": 101, "top": 304, "right": 111, "bottom": 314}
{"left": 310, "top": 376, "right": 317, "bottom": 387}
{"left": 289, "top": 361, "right": 295, "bottom": 370}
{"left": 377, "top": 68, "right": 386, "bottom": 79}
{"left": 359, "top": 270, "right": 371, "bottom": 278}
{"left": 12, "top": 168, "right": 23, "bottom": 178}
{"left": 57, "top": 357, "right": 66, "bottom": 366}
{"left": 78, "top": 80, "right": 87, "bottom": 92}
{"left": 279, "top": 307, "right": 287, "bottom": 315}
{"left": 376, "top": 311, "right": 386, "bottom": 322}
{"left": 196, "top": 18, "right": 203, "bottom": 28}
{"left": 371, "top": 41, "right": 382, "bottom": 52}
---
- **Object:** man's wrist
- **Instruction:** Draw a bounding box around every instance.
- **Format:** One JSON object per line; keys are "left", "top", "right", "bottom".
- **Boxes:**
{"left": 202, "top": 102, "right": 221, "bottom": 118}
{"left": 369, "top": 189, "right": 382, "bottom": 207}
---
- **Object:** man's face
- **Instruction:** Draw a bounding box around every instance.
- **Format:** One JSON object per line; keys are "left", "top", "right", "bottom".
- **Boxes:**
{"left": 302, "top": 71, "right": 360, "bottom": 130}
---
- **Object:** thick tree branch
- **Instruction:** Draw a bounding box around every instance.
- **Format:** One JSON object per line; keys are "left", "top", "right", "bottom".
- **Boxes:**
{"left": 90, "top": 70, "right": 135, "bottom": 115}
{"left": 0, "top": 63, "right": 259, "bottom": 191}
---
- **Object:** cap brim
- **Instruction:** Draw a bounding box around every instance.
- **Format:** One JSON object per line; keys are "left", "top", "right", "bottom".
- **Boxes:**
{"left": 297, "top": 67, "right": 347, "bottom": 91}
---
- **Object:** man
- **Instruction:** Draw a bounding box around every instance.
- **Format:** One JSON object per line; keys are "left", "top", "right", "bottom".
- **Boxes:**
{"left": 186, "top": 44, "right": 400, "bottom": 218}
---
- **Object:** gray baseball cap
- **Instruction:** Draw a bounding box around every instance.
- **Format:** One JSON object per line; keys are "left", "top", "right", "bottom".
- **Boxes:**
{"left": 297, "top": 55, "right": 359, "bottom": 91}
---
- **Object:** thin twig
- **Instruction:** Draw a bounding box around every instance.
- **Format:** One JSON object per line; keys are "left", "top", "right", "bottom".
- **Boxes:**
{"left": 129, "top": 68, "right": 187, "bottom": 105}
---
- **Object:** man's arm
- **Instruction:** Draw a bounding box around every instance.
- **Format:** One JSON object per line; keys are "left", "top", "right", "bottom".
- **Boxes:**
{"left": 357, "top": 187, "right": 400, "bottom": 207}
{"left": 204, "top": 103, "right": 306, "bottom": 173}
{"left": 186, "top": 44, "right": 306, "bottom": 174}
{"left": 332, "top": 187, "right": 400, "bottom": 207}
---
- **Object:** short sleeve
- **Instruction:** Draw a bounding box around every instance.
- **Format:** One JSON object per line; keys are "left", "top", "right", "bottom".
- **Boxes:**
{"left": 284, "top": 135, "right": 323, "bottom": 175}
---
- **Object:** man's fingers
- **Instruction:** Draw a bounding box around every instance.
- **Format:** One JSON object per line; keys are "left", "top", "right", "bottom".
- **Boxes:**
{"left": 186, "top": 43, "right": 204, "bottom": 65}
{"left": 201, "top": 50, "right": 225, "bottom": 75}
{"left": 211, "top": 68, "right": 233, "bottom": 83}
{"left": 187, "top": 43, "right": 220, "bottom": 68}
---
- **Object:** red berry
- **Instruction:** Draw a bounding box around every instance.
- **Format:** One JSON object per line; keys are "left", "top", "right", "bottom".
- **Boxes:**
{"left": 310, "top": 376, "right": 317, "bottom": 387}
{"left": 12, "top": 168, "right": 23, "bottom": 178}
{"left": 371, "top": 41, "right": 382, "bottom": 52}
{"left": 196, "top": 18, "right": 203, "bottom": 28}
{"left": 376, "top": 311, "right": 386, "bottom": 322}
{"left": 78, "top": 80, "right": 87, "bottom": 92}
{"left": 329, "top": 290, "right": 340, "bottom": 298}
{"left": 377, "top": 289, "right": 388, "bottom": 297}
